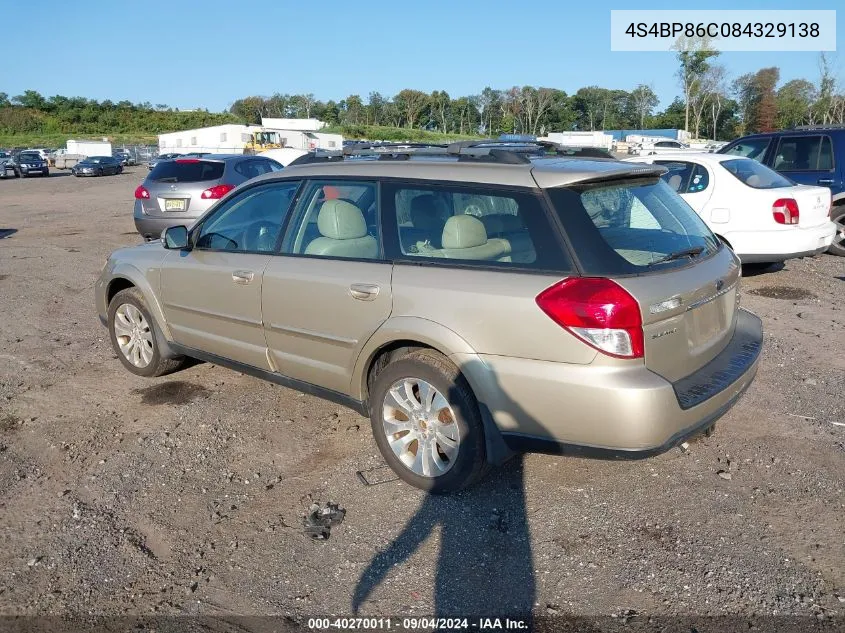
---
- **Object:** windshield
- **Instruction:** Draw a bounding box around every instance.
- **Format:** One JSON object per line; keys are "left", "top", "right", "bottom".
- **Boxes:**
{"left": 19, "top": 153, "right": 41, "bottom": 161}
{"left": 720, "top": 158, "right": 794, "bottom": 189}
{"left": 547, "top": 178, "right": 720, "bottom": 275}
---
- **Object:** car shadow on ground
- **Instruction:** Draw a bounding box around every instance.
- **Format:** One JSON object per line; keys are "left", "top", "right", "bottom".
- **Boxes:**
{"left": 741, "top": 262, "right": 785, "bottom": 277}
{"left": 353, "top": 361, "right": 549, "bottom": 622}
{"left": 0, "top": 228, "right": 18, "bottom": 239}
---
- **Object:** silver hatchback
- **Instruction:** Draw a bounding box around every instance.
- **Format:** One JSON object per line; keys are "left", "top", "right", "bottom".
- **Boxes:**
{"left": 133, "top": 154, "right": 283, "bottom": 241}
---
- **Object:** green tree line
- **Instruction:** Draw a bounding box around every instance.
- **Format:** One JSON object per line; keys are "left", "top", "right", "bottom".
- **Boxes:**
{"left": 2, "top": 50, "right": 843, "bottom": 143}
{"left": 0, "top": 90, "right": 237, "bottom": 139}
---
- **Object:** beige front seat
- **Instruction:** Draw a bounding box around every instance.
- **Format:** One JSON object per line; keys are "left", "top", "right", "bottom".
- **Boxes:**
{"left": 305, "top": 199, "right": 378, "bottom": 259}
{"left": 420, "top": 215, "right": 510, "bottom": 260}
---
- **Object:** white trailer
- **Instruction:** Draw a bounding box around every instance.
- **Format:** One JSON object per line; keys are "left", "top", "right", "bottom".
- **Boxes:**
{"left": 272, "top": 130, "right": 342, "bottom": 151}
{"left": 66, "top": 139, "right": 112, "bottom": 157}
{"left": 541, "top": 131, "right": 614, "bottom": 150}
{"left": 158, "top": 124, "right": 253, "bottom": 154}
{"left": 158, "top": 122, "right": 343, "bottom": 155}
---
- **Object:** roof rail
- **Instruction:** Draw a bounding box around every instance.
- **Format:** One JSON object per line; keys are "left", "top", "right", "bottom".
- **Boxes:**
{"left": 286, "top": 138, "right": 616, "bottom": 167}
{"left": 792, "top": 124, "right": 845, "bottom": 130}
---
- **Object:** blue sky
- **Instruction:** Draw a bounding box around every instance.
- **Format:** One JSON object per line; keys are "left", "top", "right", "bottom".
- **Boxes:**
{"left": 0, "top": 0, "right": 840, "bottom": 112}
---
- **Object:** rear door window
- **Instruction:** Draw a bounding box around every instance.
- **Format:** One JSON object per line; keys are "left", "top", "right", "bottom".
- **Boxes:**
{"left": 773, "top": 135, "right": 834, "bottom": 171}
{"left": 655, "top": 161, "right": 710, "bottom": 193}
{"left": 148, "top": 159, "right": 225, "bottom": 183}
{"left": 382, "top": 182, "right": 570, "bottom": 270}
{"left": 548, "top": 179, "right": 720, "bottom": 275}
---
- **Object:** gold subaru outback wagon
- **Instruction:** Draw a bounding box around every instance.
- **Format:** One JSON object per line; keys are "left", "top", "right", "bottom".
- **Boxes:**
{"left": 95, "top": 142, "right": 762, "bottom": 492}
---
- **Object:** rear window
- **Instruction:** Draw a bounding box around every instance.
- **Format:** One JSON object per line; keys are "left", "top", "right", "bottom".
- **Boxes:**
{"left": 148, "top": 160, "right": 225, "bottom": 183}
{"left": 548, "top": 179, "right": 720, "bottom": 275}
{"left": 721, "top": 158, "right": 793, "bottom": 189}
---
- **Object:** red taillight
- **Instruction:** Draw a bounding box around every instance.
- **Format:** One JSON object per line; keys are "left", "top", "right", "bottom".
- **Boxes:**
{"left": 772, "top": 198, "right": 799, "bottom": 225}
{"left": 200, "top": 184, "right": 235, "bottom": 200}
{"left": 134, "top": 185, "right": 150, "bottom": 200}
{"left": 175, "top": 158, "right": 199, "bottom": 163}
{"left": 536, "top": 278, "right": 644, "bottom": 359}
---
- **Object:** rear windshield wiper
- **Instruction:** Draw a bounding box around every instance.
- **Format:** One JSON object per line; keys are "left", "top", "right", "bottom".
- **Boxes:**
{"left": 648, "top": 246, "right": 704, "bottom": 266}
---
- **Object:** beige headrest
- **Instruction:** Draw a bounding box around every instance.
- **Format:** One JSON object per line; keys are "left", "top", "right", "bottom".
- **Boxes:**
{"left": 667, "top": 174, "right": 683, "bottom": 192}
{"left": 442, "top": 215, "right": 487, "bottom": 249}
{"left": 317, "top": 199, "right": 367, "bottom": 240}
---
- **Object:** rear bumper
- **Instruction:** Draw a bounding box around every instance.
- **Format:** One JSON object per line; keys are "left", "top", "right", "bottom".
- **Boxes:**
{"left": 727, "top": 222, "right": 836, "bottom": 263}
{"left": 134, "top": 201, "right": 200, "bottom": 241}
{"left": 455, "top": 309, "right": 762, "bottom": 458}
{"left": 134, "top": 216, "right": 186, "bottom": 241}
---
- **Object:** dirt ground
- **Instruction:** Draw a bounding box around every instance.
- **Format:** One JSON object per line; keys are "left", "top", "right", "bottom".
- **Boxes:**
{"left": 0, "top": 169, "right": 843, "bottom": 630}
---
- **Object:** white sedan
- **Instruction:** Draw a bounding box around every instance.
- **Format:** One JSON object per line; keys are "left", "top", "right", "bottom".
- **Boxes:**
{"left": 625, "top": 152, "right": 837, "bottom": 264}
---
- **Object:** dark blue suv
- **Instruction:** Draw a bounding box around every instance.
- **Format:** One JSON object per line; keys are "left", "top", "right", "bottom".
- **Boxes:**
{"left": 718, "top": 125, "right": 845, "bottom": 256}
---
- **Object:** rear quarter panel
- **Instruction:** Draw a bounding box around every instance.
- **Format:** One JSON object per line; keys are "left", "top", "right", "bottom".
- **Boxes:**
{"left": 387, "top": 264, "right": 597, "bottom": 364}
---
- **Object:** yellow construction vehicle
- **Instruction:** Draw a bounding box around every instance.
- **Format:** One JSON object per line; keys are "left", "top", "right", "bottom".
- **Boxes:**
{"left": 243, "top": 130, "right": 284, "bottom": 154}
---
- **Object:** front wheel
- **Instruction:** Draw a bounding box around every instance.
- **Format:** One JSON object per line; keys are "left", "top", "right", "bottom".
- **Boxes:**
{"left": 107, "top": 287, "right": 185, "bottom": 377}
{"left": 829, "top": 206, "right": 845, "bottom": 257}
{"left": 369, "top": 349, "right": 487, "bottom": 493}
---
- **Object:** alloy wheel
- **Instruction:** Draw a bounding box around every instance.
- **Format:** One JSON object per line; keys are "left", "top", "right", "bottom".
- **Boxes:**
{"left": 381, "top": 378, "right": 461, "bottom": 477}
{"left": 113, "top": 303, "right": 154, "bottom": 368}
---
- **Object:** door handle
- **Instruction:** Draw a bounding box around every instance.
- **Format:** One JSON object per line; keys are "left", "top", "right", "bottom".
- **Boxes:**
{"left": 232, "top": 270, "right": 255, "bottom": 284}
{"left": 818, "top": 178, "right": 834, "bottom": 185}
{"left": 349, "top": 283, "right": 380, "bottom": 301}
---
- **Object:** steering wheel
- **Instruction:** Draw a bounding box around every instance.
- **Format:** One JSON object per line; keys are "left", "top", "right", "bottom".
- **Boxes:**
{"left": 198, "top": 232, "right": 238, "bottom": 250}
{"left": 244, "top": 220, "right": 279, "bottom": 253}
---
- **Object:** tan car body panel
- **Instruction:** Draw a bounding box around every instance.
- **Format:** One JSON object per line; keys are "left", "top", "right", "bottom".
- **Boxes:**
{"left": 262, "top": 258, "right": 393, "bottom": 394}
{"left": 159, "top": 250, "right": 273, "bottom": 370}
{"left": 95, "top": 245, "right": 173, "bottom": 341}
{"left": 617, "top": 246, "right": 742, "bottom": 382}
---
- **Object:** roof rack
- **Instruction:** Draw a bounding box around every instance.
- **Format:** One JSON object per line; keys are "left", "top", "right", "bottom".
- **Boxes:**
{"left": 286, "top": 139, "right": 615, "bottom": 167}
{"left": 792, "top": 124, "right": 845, "bottom": 130}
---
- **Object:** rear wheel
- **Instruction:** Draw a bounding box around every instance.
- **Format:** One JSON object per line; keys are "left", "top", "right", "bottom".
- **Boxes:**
{"left": 369, "top": 349, "right": 487, "bottom": 493}
{"left": 829, "top": 206, "right": 845, "bottom": 257}
{"left": 107, "top": 287, "right": 185, "bottom": 377}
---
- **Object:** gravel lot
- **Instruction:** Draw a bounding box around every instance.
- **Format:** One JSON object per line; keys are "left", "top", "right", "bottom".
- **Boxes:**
{"left": 0, "top": 170, "right": 843, "bottom": 630}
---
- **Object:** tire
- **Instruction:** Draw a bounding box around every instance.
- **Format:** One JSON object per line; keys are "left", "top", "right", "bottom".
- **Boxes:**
{"left": 107, "top": 287, "right": 185, "bottom": 378}
{"left": 829, "top": 206, "right": 845, "bottom": 257}
{"left": 369, "top": 349, "right": 487, "bottom": 493}
{"left": 43, "top": 169, "right": 49, "bottom": 177}
{"left": 97, "top": 168, "right": 103, "bottom": 177}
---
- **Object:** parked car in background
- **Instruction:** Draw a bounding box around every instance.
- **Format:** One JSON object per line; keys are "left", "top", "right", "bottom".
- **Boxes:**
{"left": 113, "top": 151, "right": 136, "bottom": 167}
{"left": 147, "top": 153, "right": 182, "bottom": 170}
{"left": 718, "top": 125, "right": 845, "bottom": 256}
{"left": 99, "top": 142, "right": 763, "bottom": 492}
{"left": 633, "top": 140, "right": 692, "bottom": 156}
{"left": 626, "top": 152, "right": 835, "bottom": 264}
{"left": 0, "top": 151, "right": 21, "bottom": 178}
{"left": 16, "top": 151, "right": 50, "bottom": 177}
{"left": 133, "top": 154, "right": 283, "bottom": 240}
{"left": 71, "top": 156, "right": 123, "bottom": 177}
